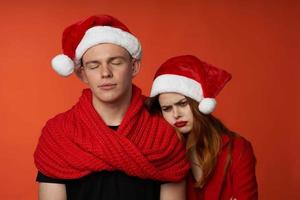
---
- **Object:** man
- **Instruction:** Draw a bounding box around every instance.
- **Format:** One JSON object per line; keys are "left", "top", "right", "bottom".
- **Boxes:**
{"left": 34, "top": 15, "right": 189, "bottom": 200}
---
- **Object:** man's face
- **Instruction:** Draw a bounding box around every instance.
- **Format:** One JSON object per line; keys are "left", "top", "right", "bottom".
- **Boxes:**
{"left": 81, "top": 43, "right": 140, "bottom": 105}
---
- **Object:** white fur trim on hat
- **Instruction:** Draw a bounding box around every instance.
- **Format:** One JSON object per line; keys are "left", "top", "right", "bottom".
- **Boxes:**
{"left": 198, "top": 98, "right": 216, "bottom": 114}
{"left": 75, "top": 26, "right": 142, "bottom": 62}
{"left": 150, "top": 74, "right": 203, "bottom": 101}
{"left": 51, "top": 54, "right": 74, "bottom": 77}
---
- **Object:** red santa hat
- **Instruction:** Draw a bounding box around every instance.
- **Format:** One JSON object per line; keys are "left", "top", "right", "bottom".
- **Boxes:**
{"left": 150, "top": 55, "right": 232, "bottom": 114}
{"left": 51, "top": 15, "right": 142, "bottom": 77}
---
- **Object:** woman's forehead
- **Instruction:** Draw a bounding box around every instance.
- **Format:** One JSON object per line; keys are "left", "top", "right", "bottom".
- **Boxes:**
{"left": 158, "top": 93, "right": 186, "bottom": 105}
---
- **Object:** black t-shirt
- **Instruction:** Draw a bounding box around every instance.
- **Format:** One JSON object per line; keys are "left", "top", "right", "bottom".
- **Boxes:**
{"left": 37, "top": 171, "right": 160, "bottom": 200}
{"left": 36, "top": 126, "right": 161, "bottom": 200}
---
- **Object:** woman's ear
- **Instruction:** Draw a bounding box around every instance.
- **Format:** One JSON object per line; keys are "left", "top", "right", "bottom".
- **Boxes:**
{"left": 131, "top": 59, "right": 141, "bottom": 77}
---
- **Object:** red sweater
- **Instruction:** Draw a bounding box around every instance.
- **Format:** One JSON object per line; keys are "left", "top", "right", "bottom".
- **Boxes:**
{"left": 187, "top": 135, "right": 258, "bottom": 200}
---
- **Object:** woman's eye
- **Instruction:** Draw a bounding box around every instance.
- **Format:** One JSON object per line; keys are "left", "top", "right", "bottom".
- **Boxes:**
{"left": 162, "top": 107, "right": 172, "bottom": 112}
{"left": 179, "top": 101, "right": 188, "bottom": 106}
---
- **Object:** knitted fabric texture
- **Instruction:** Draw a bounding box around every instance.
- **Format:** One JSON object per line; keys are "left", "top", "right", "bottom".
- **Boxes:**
{"left": 34, "top": 85, "right": 189, "bottom": 181}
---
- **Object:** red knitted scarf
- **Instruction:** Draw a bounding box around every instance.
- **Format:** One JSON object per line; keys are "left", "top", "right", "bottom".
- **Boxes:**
{"left": 34, "top": 86, "right": 189, "bottom": 181}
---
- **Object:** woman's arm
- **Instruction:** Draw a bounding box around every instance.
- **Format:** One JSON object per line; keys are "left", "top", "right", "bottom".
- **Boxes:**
{"left": 38, "top": 183, "right": 67, "bottom": 200}
{"left": 160, "top": 180, "right": 186, "bottom": 200}
{"left": 231, "top": 139, "right": 258, "bottom": 200}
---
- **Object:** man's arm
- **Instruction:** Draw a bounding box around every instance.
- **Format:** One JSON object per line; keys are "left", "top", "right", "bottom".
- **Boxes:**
{"left": 38, "top": 183, "right": 67, "bottom": 200}
{"left": 160, "top": 180, "right": 186, "bottom": 200}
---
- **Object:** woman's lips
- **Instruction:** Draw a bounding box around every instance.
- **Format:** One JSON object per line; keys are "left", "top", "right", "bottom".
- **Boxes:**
{"left": 174, "top": 121, "right": 187, "bottom": 128}
{"left": 98, "top": 83, "right": 116, "bottom": 90}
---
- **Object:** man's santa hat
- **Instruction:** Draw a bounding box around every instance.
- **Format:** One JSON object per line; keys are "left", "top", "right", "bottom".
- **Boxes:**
{"left": 51, "top": 15, "right": 142, "bottom": 77}
{"left": 150, "top": 55, "right": 232, "bottom": 114}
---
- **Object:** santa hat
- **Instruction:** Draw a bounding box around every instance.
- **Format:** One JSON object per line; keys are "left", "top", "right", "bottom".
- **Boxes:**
{"left": 51, "top": 15, "right": 142, "bottom": 77}
{"left": 150, "top": 55, "right": 232, "bottom": 114}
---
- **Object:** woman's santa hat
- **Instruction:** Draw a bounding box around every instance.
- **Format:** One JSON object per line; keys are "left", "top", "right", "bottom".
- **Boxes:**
{"left": 150, "top": 55, "right": 232, "bottom": 114}
{"left": 51, "top": 15, "right": 142, "bottom": 77}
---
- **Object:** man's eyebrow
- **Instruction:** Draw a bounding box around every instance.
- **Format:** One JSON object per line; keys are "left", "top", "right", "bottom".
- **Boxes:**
{"left": 84, "top": 60, "right": 100, "bottom": 65}
{"left": 84, "top": 56, "right": 129, "bottom": 65}
{"left": 108, "top": 56, "right": 128, "bottom": 62}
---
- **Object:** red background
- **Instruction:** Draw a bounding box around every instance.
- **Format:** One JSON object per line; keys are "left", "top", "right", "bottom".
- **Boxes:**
{"left": 1, "top": 0, "right": 299, "bottom": 199}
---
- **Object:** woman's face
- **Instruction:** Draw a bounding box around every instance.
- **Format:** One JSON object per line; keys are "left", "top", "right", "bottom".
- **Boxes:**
{"left": 158, "top": 93, "right": 194, "bottom": 134}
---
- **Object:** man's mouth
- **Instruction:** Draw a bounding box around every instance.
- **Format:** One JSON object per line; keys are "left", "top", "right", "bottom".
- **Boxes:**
{"left": 98, "top": 83, "right": 117, "bottom": 90}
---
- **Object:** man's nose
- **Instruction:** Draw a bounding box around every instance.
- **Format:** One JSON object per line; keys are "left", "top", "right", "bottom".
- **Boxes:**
{"left": 100, "top": 64, "right": 113, "bottom": 78}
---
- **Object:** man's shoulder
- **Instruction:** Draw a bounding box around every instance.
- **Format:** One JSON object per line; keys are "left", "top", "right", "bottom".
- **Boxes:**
{"left": 43, "top": 107, "right": 74, "bottom": 129}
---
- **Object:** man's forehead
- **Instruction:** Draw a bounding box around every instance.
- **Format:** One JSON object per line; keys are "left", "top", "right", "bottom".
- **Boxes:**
{"left": 82, "top": 43, "right": 131, "bottom": 61}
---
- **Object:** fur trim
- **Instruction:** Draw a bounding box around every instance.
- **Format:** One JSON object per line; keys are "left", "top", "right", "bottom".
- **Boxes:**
{"left": 150, "top": 74, "right": 203, "bottom": 101}
{"left": 75, "top": 26, "right": 142, "bottom": 62}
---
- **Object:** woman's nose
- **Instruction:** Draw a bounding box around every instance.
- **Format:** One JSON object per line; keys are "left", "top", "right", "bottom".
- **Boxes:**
{"left": 173, "top": 107, "right": 181, "bottom": 119}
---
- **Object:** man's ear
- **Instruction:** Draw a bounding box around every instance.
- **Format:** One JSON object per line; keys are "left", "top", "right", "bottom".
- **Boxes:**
{"left": 131, "top": 59, "right": 141, "bottom": 77}
{"left": 79, "top": 67, "right": 89, "bottom": 83}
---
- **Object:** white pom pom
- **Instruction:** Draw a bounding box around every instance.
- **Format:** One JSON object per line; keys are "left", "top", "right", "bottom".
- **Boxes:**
{"left": 198, "top": 98, "right": 217, "bottom": 114}
{"left": 51, "top": 54, "right": 74, "bottom": 77}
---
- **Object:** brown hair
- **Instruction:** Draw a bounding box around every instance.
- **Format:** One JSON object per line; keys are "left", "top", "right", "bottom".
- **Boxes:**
{"left": 145, "top": 96, "right": 236, "bottom": 188}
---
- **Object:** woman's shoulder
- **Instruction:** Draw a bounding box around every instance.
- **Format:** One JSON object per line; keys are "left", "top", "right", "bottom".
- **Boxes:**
{"left": 222, "top": 134, "right": 253, "bottom": 152}
{"left": 235, "top": 135, "right": 254, "bottom": 157}
{"left": 222, "top": 134, "right": 256, "bottom": 171}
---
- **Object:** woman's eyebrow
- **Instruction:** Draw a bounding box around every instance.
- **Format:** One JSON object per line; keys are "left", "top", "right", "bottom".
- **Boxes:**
{"left": 160, "top": 104, "right": 172, "bottom": 109}
{"left": 174, "top": 98, "right": 187, "bottom": 105}
{"left": 161, "top": 98, "right": 187, "bottom": 107}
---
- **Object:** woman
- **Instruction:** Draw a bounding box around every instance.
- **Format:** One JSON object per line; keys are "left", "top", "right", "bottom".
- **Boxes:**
{"left": 146, "top": 55, "right": 258, "bottom": 200}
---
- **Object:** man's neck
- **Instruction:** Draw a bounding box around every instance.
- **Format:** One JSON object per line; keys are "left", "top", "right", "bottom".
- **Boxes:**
{"left": 92, "top": 90, "right": 132, "bottom": 126}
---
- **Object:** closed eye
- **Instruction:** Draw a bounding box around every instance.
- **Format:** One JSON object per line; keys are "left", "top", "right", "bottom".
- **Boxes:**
{"left": 85, "top": 62, "right": 99, "bottom": 70}
{"left": 111, "top": 61, "right": 122, "bottom": 65}
{"left": 110, "top": 58, "right": 124, "bottom": 65}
